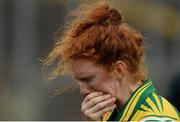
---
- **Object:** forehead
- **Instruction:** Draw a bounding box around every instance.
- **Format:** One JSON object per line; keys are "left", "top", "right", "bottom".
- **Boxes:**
{"left": 71, "top": 59, "right": 101, "bottom": 76}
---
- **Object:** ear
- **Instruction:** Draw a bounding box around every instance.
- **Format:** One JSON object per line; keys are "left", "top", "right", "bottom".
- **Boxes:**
{"left": 113, "top": 60, "right": 127, "bottom": 78}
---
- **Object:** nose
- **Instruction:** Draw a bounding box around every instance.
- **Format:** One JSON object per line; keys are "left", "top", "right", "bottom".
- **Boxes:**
{"left": 79, "top": 82, "right": 92, "bottom": 97}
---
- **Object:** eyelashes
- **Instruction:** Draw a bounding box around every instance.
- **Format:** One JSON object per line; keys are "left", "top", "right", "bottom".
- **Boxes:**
{"left": 81, "top": 77, "right": 93, "bottom": 83}
{"left": 75, "top": 74, "right": 95, "bottom": 84}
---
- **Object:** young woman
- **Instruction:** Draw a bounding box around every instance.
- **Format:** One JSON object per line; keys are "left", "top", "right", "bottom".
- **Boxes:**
{"left": 44, "top": 2, "right": 179, "bottom": 121}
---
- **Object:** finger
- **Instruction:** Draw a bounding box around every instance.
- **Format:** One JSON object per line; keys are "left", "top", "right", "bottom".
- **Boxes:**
{"left": 90, "top": 104, "right": 116, "bottom": 120}
{"left": 81, "top": 92, "right": 103, "bottom": 106}
{"left": 85, "top": 97, "right": 116, "bottom": 114}
{"left": 81, "top": 94, "right": 112, "bottom": 112}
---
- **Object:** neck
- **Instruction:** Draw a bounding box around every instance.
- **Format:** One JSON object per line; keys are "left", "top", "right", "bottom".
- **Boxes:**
{"left": 115, "top": 77, "right": 142, "bottom": 109}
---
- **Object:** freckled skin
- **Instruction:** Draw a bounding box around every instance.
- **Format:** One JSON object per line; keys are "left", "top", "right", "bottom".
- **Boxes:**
{"left": 71, "top": 58, "right": 117, "bottom": 97}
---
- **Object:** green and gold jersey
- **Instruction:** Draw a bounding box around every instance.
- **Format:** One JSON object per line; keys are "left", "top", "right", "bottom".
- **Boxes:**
{"left": 103, "top": 79, "right": 180, "bottom": 121}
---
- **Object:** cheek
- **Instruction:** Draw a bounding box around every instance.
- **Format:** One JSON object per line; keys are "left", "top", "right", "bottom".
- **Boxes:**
{"left": 90, "top": 79, "right": 115, "bottom": 95}
{"left": 103, "top": 80, "right": 116, "bottom": 94}
{"left": 88, "top": 79, "right": 105, "bottom": 91}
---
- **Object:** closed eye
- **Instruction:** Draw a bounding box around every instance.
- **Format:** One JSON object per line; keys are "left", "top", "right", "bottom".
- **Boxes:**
{"left": 80, "top": 77, "right": 93, "bottom": 83}
{"left": 75, "top": 75, "right": 94, "bottom": 83}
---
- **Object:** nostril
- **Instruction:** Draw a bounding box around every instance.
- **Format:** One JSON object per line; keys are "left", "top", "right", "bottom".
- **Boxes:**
{"left": 80, "top": 87, "right": 92, "bottom": 98}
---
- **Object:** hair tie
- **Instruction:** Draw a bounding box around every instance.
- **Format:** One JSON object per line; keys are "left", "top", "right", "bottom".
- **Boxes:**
{"left": 102, "top": 19, "right": 111, "bottom": 25}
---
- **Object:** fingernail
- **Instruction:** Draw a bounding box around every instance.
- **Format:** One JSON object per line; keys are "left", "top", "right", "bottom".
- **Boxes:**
{"left": 112, "top": 97, "right": 116, "bottom": 101}
{"left": 113, "top": 104, "right": 116, "bottom": 109}
{"left": 99, "top": 92, "right": 103, "bottom": 94}
{"left": 106, "top": 94, "right": 111, "bottom": 98}
{"left": 111, "top": 104, "right": 116, "bottom": 112}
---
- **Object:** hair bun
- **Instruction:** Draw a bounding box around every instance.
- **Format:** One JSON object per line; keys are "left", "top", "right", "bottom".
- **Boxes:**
{"left": 89, "top": 3, "right": 123, "bottom": 25}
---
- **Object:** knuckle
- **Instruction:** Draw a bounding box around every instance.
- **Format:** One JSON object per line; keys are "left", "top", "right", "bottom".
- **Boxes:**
{"left": 106, "top": 96, "right": 110, "bottom": 99}
{"left": 90, "top": 115, "right": 95, "bottom": 119}
{"left": 91, "top": 113, "right": 100, "bottom": 120}
{"left": 96, "top": 103, "right": 103, "bottom": 108}
{"left": 90, "top": 114, "right": 98, "bottom": 120}
{"left": 91, "top": 99, "right": 96, "bottom": 104}
{"left": 109, "top": 99, "right": 114, "bottom": 103}
{"left": 81, "top": 106, "right": 85, "bottom": 112}
{"left": 105, "top": 95, "right": 111, "bottom": 99}
{"left": 101, "top": 108, "right": 108, "bottom": 114}
{"left": 84, "top": 111, "right": 89, "bottom": 116}
{"left": 86, "top": 96, "right": 90, "bottom": 101}
{"left": 102, "top": 109, "right": 107, "bottom": 114}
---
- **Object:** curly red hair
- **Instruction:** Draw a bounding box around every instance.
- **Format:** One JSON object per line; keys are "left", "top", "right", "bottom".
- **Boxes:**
{"left": 44, "top": 2, "right": 147, "bottom": 82}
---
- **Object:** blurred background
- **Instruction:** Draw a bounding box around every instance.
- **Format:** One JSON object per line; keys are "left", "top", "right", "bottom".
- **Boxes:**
{"left": 0, "top": 0, "right": 180, "bottom": 120}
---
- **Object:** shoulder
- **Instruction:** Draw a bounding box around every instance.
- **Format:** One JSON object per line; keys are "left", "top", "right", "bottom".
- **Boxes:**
{"left": 139, "top": 115, "right": 179, "bottom": 122}
{"left": 134, "top": 93, "right": 180, "bottom": 121}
